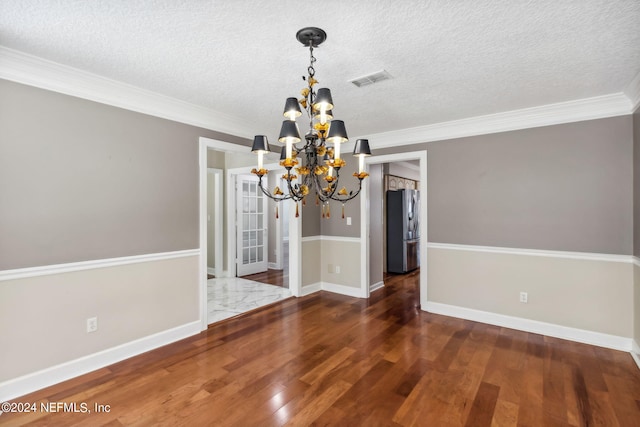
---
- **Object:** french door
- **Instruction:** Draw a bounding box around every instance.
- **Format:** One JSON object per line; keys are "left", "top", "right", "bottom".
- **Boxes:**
{"left": 236, "top": 174, "right": 268, "bottom": 276}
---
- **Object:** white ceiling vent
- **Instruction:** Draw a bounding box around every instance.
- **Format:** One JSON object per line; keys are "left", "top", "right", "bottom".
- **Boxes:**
{"left": 349, "top": 70, "right": 392, "bottom": 87}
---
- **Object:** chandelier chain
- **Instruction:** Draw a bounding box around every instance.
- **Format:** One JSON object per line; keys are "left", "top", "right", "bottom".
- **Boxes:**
{"left": 307, "top": 43, "right": 316, "bottom": 78}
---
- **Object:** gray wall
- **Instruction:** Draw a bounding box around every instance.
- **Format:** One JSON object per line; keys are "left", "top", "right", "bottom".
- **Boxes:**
{"left": 299, "top": 153, "right": 362, "bottom": 238}
{"left": 635, "top": 106, "right": 640, "bottom": 351}
{"left": 368, "top": 164, "right": 384, "bottom": 285}
{"left": 0, "top": 79, "right": 248, "bottom": 270}
{"left": 319, "top": 153, "right": 362, "bottom": 238}
{"left": 206, "top": 171, "right": 216, "bottom": 268}
{"left": 267, "top": 173, "right": 279, "bottom": 264}
{"left": 302, "top": 191, "right": 321, "bottom": 237}
{"left": 385, "top": 162, "right": 421, "bottom": 183}
{"left": 634, "top": 108, "right": 640, "bottom": 257}
{"left": 207, "top": 149, "right": 225, "bottom": 169}
{"left": 377, "top": 116, "right": 634, "bottom": 255}
{"left": 206, "top": 150, "right": 225, "bottom": 270}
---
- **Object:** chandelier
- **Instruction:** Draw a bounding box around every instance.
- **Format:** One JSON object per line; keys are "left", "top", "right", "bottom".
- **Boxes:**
{"left": 250, "top": 27, "right": 372, "bottom": 219}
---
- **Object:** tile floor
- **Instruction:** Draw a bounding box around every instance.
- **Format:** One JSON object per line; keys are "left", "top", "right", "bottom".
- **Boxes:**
{"left": 207, "top": 276, "right": 292, "bottom": 323}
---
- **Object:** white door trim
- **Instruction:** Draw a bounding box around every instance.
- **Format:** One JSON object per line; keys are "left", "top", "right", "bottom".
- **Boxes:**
{"left": 199, "top": 139, "right": 301, "bottom": 329}
{"left": 207, "top": 168, "right": 224, "bottom": 278}
{"left": 360, "top": 151, "right": 428, "bottom": 308}
{"left": 225, "top": 162, "right": 301, "bottom": 296}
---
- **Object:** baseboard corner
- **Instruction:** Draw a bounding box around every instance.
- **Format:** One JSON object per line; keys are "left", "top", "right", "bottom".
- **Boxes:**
{"left": 301, "top": 282, "right": 321, "bottom": 296}
{"left": 632, "top": 340, "right": 640, "bottom": 371}
{"left": 369, "top": 281, "right": 385, "bottom": 293}
{"left": 321, "top": 282, "right": 367, "bottom": 298}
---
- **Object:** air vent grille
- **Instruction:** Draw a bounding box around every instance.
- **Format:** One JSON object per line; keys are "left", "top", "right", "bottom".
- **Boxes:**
{"left": 349, "top": 70, "right": 392, "bottom": 87}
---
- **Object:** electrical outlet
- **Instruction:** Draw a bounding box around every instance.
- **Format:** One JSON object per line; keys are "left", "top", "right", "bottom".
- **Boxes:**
{"left": 346, "top": 217, "right": 352, "bottom": 225}
{"left": 519, "top": 292, "right": 528, "bottom": 303}
{"left": 335, "top": 265, "right": 341, "bottom": 274}
{"left": 86, "top": 317, "right": 98, "bottom": 333}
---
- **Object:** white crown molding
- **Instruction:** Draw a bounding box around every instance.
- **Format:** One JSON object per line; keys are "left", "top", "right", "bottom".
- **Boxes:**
{"left": 425, "top": 301, "right": 632, "bottom": 352}
{"left": 0, "top": 320, "right": 201, "bottom": 402}
{"left": 2, "top": 46, "right": 637, "bottom": 148}
{"left": 0, "top": 249, "right": 200, "bottom": 282}
{"left": 0, "top": 46, "right": 254, "bottom": 140}
{"left": 362, "top": 93, "right": 633, "bottom": 148}
{"left": 624, "top": 69, "right": 640, "bottom": 113}
{"left": 427, "top": 242, "right": 633, "bottom": 264}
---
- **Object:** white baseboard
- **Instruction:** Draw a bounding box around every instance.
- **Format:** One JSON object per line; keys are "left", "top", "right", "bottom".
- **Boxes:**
{"left": 0, "top": 321, "right": 201, "bottom": 402}
{"left": 300, "top": 282, "right": 366, "bottom": 298}
{"left": 301, "top": 282, "right": 321, "bottom": 296}
{"left": 268, "top": 262, "right": 280, "bottom": 270}
{"left": 369, "top": 281, "right": 385, "bottom": 293}
{"left": 632, "top": 340, "right": 640, "bottom": 371}
{"left": 207, "top": 267, "right": 216, "bottom": 275}
{"left": 424, "top": 302, "right": 632, "bottom": 352}
{"left": 322, "top": 282, "right": 367, "bottom": 298}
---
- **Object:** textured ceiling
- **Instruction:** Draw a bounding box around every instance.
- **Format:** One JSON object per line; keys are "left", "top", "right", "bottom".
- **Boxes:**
{"left": 1, "top": 0, "right": 639, "bottom": 140}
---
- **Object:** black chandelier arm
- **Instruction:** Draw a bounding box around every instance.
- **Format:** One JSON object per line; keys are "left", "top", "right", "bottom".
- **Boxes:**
{"left": 311, "top": 171, "right": 334, "bottom": 203}
{"left": 326, "top": 167, "right": 365, "bottom": 202}
{"left": 283, "top": 168, "right": 306, "bottom": 202}
{"left": 312, "top": 166, "right": 360, "bottom": 202}
{"left": 326, "top": 178, "right": 364, "bottom": 202}
{"left": 257, "top": 174, "right": 295, "bottom": 202}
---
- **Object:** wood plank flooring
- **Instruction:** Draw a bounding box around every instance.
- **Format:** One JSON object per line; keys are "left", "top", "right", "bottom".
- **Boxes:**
{"left": 2, "top": 270, "right": 640, "bottom": 426}
{"left": 242, "top": 241, "right": 289, "bottom": 288}
{"left": 241, "top": 268, "right": 287, "bottom": 288}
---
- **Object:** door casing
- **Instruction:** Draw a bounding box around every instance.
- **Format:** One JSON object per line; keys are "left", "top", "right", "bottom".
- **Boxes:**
{"left": 199, "top": 137, "right": 302, "bottom": 331}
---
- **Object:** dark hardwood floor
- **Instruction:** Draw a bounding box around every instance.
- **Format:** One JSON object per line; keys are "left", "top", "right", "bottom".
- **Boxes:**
{"left": 241, "top": 268, "right": 287, "bottom": 288}
{"left": 3, "top": 271, "right": 640, "bottom": 426}
{"left": 241, "top": 241, "right": 289, "bottom": 288}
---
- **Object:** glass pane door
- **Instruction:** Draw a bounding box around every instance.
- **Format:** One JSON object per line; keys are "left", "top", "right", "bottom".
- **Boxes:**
{"left": 236, "top": 175, "right": 268, "bottom": 276}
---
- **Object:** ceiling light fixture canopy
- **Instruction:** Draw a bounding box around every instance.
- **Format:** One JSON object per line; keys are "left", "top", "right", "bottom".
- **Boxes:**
{"left": 251, "top": 27, "right": 372, "bottom": 219}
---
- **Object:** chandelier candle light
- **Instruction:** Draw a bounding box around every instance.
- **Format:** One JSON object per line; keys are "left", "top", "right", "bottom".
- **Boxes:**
{"left": 250, "top": 27, "right": 372, "bottom": 219}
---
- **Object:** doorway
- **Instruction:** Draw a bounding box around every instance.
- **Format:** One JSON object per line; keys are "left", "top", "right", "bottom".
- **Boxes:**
{"left": 238, "top": 172, "right": 290, "bottom": 289}
{"left": 360, "top": 151, "right": 427, "bottom": 308}
{"left": 199, "top": 137, "right": 302, "bottom": 330}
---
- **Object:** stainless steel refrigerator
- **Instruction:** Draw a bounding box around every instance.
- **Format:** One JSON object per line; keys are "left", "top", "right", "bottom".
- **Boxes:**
{"left": 386, "top": 189, "right": 420, "bottom": 273}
